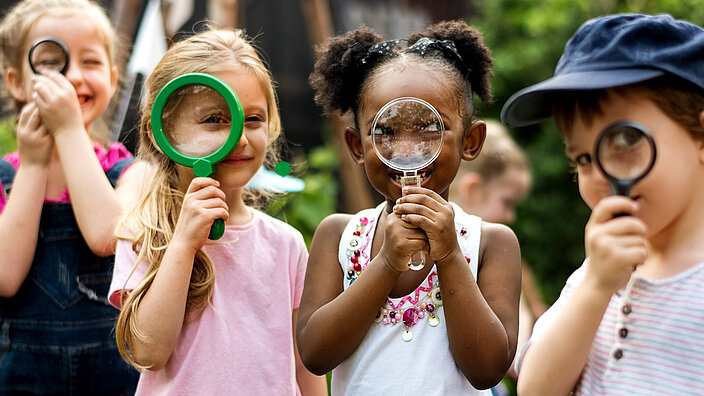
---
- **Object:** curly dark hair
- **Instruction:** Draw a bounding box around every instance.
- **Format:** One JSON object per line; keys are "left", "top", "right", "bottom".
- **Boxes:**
{"left": 310, "top": 20, "right": 493, "bottom": 125}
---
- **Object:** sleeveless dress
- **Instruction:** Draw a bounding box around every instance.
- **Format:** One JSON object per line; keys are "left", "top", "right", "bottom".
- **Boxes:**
{"left": 332, "top": 202, "right": 492, "bottom": 395}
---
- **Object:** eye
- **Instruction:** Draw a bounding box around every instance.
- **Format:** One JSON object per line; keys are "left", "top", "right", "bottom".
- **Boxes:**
{"left": 574, "top": 153, "right": 591, "bottom": 166}
{"left": 202, "top": 112, "right": 229, "bottom": 124}
{"left": 423, "top": 120, "right": 442, "bottom": 133}
{"left": 372, "top": 125, "right": 394, "bottom": 136}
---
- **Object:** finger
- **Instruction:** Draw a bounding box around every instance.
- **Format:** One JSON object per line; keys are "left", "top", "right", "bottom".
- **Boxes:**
{"left": 186, "top": 177, "right": 221, "bottom": 194}
{"left": 590, "top": 196, "right": 639, "bottom": 224}
{"left": 393, "top": 201, "right": 439, "bottom": 220}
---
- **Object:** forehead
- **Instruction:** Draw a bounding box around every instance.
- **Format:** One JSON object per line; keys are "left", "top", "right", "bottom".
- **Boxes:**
{"left": 359, "top": 60, "right": 463, "bottom": 120}
{"left": 27, "top": 14, "right": 105, "bottom": 53}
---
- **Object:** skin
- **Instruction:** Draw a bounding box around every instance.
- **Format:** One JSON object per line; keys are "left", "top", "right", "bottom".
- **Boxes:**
{"left": 0, "top": 14, "right": 145, "bottom": 297}
{"left": 296, "top": 64, "right": 522, "bottom": 389}
{"left": 455, "top": 165, "right": 531, "bottom": 225}
{"left": 127, "top": 68, "right": 326, "bottom": 394}
{"left": 517, "top": 90, "right": 704, "bottom": 395}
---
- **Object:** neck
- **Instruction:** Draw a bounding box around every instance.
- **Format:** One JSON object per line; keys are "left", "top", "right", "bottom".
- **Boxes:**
{"left": 226, "top": 189, "right": 252, "bottom": 226}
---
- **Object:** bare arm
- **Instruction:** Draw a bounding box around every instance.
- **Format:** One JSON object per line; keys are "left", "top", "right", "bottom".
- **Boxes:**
{"left": 296, "top": 214, "right": 404, "bottom": 375}
{"left": 0, "top": 165, "right": 48, "bottom": 296}
{"left": 128, "top": 178, "right": 229, "bottom": 369}
{"left": 32, "top": 71, "right": 125, "bottom": 256}
{"left": 517, "top": 197, "right": 646, "bottom": 395}
{"left": 395, "top": 187, "right": 521, "bottom": 388}
{"left": 292, "top": 309, "right": 329, "bottom": 395}
{"left": 438, "top": 223, "right": 521, "bottom": 389}
{"left": 0, "top": 103, "right": 53, "bottom": 297}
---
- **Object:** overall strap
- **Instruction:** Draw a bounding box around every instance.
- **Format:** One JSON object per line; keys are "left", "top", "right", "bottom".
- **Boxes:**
{"left": 0, "top": 158, "right": 16, "bottom": 199}
{"left": 105, "top": 157, "right": 134, "bottom": 187}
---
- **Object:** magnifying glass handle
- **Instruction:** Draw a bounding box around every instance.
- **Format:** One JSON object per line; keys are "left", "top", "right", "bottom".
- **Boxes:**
{"left": 209, "top": 218, "right": 225, "bottom": 240}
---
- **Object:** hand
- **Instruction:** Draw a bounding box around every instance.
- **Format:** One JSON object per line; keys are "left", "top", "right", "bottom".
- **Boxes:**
{"left": 172, "top": 178, "right": 229, "bottom": 253}
{"left": 378, "top": 209, "right": 429, "bottom": 273}
{"left": 393, "top": 186, "right": 461, "bottom": 265}
{"left": 31, "top": 71, "right": 84, "bottom": 137}
{"left": 16, "top": 102, "right": 54, "bottom": 167}
{"left": 584, "top": 196, "right": 648, "bottom": 295}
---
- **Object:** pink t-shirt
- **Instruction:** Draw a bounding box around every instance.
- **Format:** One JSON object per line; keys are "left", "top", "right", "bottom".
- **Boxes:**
{"left": 109, "top": 209, "right": 308, "bottom": 395}
{"left": 0, "top": 143, "right": 132, "bottom": 212}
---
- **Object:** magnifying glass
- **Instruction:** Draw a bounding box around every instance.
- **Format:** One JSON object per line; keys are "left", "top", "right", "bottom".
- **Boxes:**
{"left": 28, "top": 37, "right": 69, "bottom": 75}
{"left": 595, "top": 121, "right": 656, "bottom": 198}
{"left": 151, "top": 73, "right": 244, "bottom": 240}
{"left": 371, "top": 97, "right": 445, "bottom": 270}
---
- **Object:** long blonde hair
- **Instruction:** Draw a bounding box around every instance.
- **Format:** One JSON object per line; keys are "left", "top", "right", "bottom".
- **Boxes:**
{"left": 114, "top": 27, "right": 282, "bottom": 370}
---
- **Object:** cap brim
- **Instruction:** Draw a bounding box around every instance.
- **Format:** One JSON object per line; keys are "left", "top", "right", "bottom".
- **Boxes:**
{"left": 246, "top": 167, "right": 305, "bottom": 192}
{"left": 501, "top": 69, "right": 664, "bottom": 127}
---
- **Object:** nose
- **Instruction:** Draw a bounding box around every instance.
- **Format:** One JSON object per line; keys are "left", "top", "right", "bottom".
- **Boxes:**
{"left": 236, "top": 130, "right": 249, "bottom": 148}
{"left": 63, "top": 59, "right": 83, "bottom": 86}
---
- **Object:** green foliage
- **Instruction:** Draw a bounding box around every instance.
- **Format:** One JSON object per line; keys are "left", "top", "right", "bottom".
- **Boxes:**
{"left": 267, "top": 135, "right": 339, "bottom": 248}
{"left": 0, "top": 115, "right": 17, "bottom": 155}
{"left": 469, "top": 0, "right": 704, "bottom": 302}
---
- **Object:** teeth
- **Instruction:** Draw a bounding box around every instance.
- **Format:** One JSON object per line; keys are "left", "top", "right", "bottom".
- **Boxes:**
{"left": 392, "top": 171, "right": 430, "bottom": 183}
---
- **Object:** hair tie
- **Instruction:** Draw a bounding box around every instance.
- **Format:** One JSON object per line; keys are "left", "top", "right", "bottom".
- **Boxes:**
{"left": 355, "top": 37, "right": 471, "bottom": 78}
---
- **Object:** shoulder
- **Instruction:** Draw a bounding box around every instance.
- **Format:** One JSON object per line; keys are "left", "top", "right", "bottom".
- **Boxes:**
{"left": 478, "top": 221, "right": 521, "bottom": 272}
{"left": 252, "top": 209, "right": 307, "bottom": 246}
{"left": 309, "top": 213, "right": 354, "bottom": 254}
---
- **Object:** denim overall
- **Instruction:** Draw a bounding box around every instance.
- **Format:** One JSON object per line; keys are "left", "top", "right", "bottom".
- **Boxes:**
{"left": 0, "top": 158, "right": 139, "bottom": 395}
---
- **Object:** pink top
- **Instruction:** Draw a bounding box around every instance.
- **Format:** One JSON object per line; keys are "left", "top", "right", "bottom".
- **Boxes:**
{"left": 0, "top": 143, "right": 132, "bottom": 212}
{"left": 109, "top": 209, "right": 308, "bottom": 395}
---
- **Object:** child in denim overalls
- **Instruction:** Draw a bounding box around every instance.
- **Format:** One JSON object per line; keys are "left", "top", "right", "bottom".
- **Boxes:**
{"left": 0, "top": 0, "right": 144, "bottom": 394}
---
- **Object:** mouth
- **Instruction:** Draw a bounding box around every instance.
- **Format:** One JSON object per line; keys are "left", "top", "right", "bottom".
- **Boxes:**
{"left": 77, "top": 95, "right": 90, "bottom": 106}
{"left": 390, "top": 169, "right": 432, "bottom": 187}
{"left": 221, "top": 155, "right": 252, "bottom": 165}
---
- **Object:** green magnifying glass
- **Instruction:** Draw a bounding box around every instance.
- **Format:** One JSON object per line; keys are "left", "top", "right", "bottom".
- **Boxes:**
{"left": 151, "top": 73, "right": 244, "bottom": 240}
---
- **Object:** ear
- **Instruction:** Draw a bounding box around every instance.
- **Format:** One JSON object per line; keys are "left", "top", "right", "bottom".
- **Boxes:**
{"left": 461, "top": 120, "right": 487, "bottom": 161}
{"left": 5, "top": 67, "right": 27, "bottom": 103}
{"left": 344, "top": 126, "right": 365, "bottom": 166}
{"left": 109, "top": 65, "right": 118, "bottom": 96}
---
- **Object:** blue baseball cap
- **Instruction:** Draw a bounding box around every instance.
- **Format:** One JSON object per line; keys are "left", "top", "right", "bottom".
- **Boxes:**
{"left": 501, "top": 14, "right": 704, "bottom": 127}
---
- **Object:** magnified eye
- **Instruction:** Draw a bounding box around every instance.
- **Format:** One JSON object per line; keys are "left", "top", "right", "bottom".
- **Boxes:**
{"left": 372, "top": 125, "right": 394, "bottom": 136}
{"left": 201, "top": 111, "right": 230, "bottom": 125}
{"left": 423, "top": 120, "right": 442, "bottom": 133}
{"left": 611, "top": 128, "right": 642, "bottom": 149}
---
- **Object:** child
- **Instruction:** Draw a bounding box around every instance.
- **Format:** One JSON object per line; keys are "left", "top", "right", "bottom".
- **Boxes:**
{"left": 109, "top": 28, "right": 327, "bottom": 395}
{"left": 501, "top": 13, "right": 704, "bottom": 395}
{"left": 450, "top": 120, "right": 532, "bottom": 226}
{"left": 297, "top": 21, "right": 522, "bottom": 394}
{"left": 449, "top": 121, "right": 546, "bottom": 389}
{"left": 0, "top": 0, "right": 142, "bottom": 393}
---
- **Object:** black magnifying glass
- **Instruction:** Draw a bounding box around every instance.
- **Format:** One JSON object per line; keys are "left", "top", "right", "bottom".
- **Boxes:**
{"left": 371, "top": 97, "right": 445, "bottom": 271}
{"left": 151, "top": 73, "right": 244, "bottom": 240}
{"left": 595, "top": 121, "right": 657, "bottom": 198}
{"left": 28, "top": 37, "right": 69, "bottom": 75}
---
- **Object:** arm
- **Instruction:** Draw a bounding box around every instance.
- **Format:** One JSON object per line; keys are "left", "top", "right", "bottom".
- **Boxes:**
{"left": 31, "top": 71, "right": 125, "bottom": 256}
{"left": 292, "top": 309, "right": 329, "bottom": 395}
{"left": 296, "top": 211, "right": 423, "bottom": 375}
{"left": 517, "top": 197, "right": 647, "bottom": 395}
{"left": 127, "top": 178, "right": 229, "bottom": 370}
{"left": 395, "top": 186, "right": 521, "bottom": 388}
{"left": 0, "top": 104, "right": 53, "bottom": 297}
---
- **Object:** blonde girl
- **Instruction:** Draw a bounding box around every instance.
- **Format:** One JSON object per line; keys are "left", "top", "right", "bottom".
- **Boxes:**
{"left": 108, "top": 28, "right": 326, "bottom": 395}
{"left": 0, "top": 0, "right": 142, "bottom": 393}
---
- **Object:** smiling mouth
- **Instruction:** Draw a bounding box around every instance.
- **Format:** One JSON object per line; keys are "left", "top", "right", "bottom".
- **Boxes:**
{"left": 390, "top": 170, "right": 431, "bottom": 185}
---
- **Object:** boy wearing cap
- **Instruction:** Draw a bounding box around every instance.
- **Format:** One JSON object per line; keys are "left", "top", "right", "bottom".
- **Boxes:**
{"left": 502, "top": 14, "right": 704, "bottom": 395}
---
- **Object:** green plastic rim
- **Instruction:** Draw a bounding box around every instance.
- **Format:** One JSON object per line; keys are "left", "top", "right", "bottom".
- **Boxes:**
{"left": 151, "top": 73, "right": 245, "bottom": 177}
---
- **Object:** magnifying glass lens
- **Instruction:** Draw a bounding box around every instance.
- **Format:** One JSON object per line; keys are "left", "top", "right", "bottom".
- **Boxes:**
{"left": 29, "top": 40, "right": 68, "bottom": 74}
{"left": 162, "top": 84, "right": 232, "bottom": 158}
{"left": 371, "top": 99, "right": 443, "bottom": 171}
{"left": 597, "top": 124, "right": 654, "bottom": 180}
